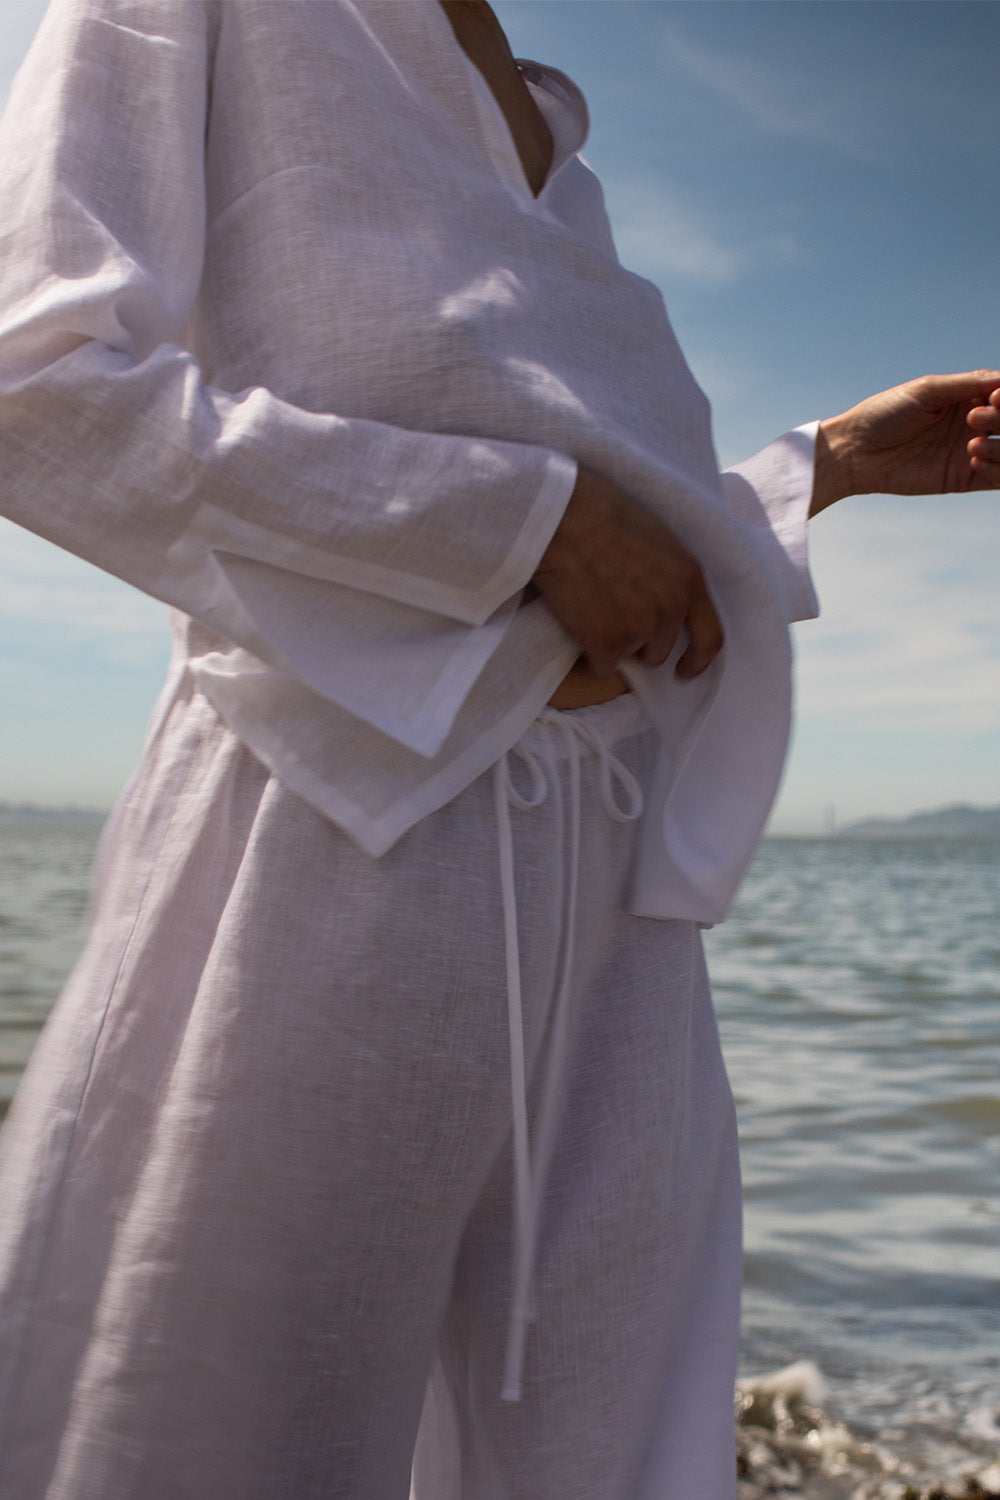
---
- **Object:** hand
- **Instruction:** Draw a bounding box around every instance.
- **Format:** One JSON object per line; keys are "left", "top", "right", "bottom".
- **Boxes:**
{"left": 811, "top": 370, "right": 1000, "bottom": 515}
{"left": 533, "top": 465, "right": 723, "bottom": 679}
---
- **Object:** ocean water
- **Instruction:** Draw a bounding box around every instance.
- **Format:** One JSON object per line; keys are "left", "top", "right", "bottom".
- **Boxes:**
{"left": 706, "top": 837, "right": 1000, "bottom": 1497}
{"left": 1, "top": 816, "right": 998, "bottom": 1496}
{"left": 0, "top": 812, "right": 103, "bottom": 1119}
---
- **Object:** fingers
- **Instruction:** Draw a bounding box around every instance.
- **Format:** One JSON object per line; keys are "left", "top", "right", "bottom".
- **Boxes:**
{"left": 631, "top": 583, "right": 724, "bottom": 678}
{"left": 586, "top": 637, "right": 644, "bottom": 679}
{"left": 966, "top": 391, "right": 1000, "bottom": 434}
{"left": 534, "top": 464, "right": 726, "bottom": 678}
{"left": 968, "top": 433, "right": 1000, "bottom": 486}
{"left": 581, "top": 604, "right": 669, "bottom": 678}
{"left": 675, "top": 589, "right": 725, "bottom": 679}
{"left": 635, "top": 616, "right": 681, "bottom": 671}
{"left": 585, "top": 577, "right": 723, "bottom": 680}
{"left": 963, "top": 383, "right": 1000, "bottom": 486}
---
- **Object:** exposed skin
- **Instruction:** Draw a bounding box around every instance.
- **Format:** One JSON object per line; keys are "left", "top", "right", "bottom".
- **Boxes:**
{"left": 812, "top": 373, "right": 1000, "bottom": 514}
{"left": 441, "top": 3, "right": 1000, "bottom": 709}
{"left": 439, "top": 0, "right": 552, "bottom": 196}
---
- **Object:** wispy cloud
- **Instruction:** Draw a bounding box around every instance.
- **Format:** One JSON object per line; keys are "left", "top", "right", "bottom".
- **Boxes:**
{"left": 0, "top": 3, "right": 47, "bottom": 116}
{"left": 0, "top": 520, "right": 168, "bottom": 666}
{"left": 604, "top": 175, "right": 797, "bottom": 287}
{"left": 794, "top": 504, "right": 1000, "bottom": 733}
{"left": 660, "top": 21, "right": 876, "bottom": 160}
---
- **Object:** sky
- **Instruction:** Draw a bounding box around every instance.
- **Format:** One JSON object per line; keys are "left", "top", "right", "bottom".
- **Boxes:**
{"left": 0, "top": 0, "right": 997, "bottom": 831}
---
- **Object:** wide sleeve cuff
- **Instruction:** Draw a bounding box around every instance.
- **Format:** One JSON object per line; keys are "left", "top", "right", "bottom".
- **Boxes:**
{"left": 163, "top": 447, "right": 578, "bottom": 631}
{"left": 721, "top": 422, "right": 820, "bottom": 623}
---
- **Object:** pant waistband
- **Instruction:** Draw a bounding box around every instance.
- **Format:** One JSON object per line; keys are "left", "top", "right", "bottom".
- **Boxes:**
{"left": 519, "top": 689, "right": 650, "bottom": 760}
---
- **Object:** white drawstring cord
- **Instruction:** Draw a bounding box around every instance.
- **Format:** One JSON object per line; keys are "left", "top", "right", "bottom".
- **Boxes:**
{"left": 493, "top": 742, "right": 547, "bottom": 1400}
{"left": 493, "top": 709, "right": 644, "bottom": 1402}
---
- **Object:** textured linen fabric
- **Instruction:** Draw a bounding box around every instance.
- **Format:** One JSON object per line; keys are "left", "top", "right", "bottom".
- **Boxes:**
{"left": 0, "top": 0, "right": 817, "bottom": 923}
{"left": 0, "top": 4, "right": 824, "bottom": 1495}
{"left": 0, "top": 693, "right": 741, "bottom": 1500}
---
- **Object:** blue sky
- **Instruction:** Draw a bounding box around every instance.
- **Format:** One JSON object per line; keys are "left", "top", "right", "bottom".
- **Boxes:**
{"left": 0, "top": 0, "right": 997, "bottom": 829}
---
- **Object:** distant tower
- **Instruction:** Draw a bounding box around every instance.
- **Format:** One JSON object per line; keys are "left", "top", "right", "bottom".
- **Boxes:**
{"left": 823, "top": 803, "right": 837, "bottom": 838}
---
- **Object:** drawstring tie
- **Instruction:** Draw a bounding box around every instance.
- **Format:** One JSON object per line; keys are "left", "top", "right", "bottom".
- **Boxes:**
{"left": 492, "top": 707, "right": 644, "bottom": 1402}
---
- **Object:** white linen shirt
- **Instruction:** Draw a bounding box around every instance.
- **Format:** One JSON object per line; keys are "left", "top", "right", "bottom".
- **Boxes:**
{"left": 0, "top": 0, "right": 819, "bottom": 923}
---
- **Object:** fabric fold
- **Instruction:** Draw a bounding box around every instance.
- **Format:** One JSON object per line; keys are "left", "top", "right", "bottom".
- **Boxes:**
{"left": 0, "top": 0, "right": 821, "bottom": 924}
{"left": 208, "top": 552, "right": 523, "bottom": 757}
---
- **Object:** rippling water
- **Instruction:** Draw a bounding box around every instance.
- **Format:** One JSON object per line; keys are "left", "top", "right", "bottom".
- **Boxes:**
{"left": 706, "top": 837, "right": 1000, "bottom": 1493}
{"left": 0, "top": 813, "right": 102, "bottom": 1118}
{"left": 1, "top": 818, "right": 998, "bottom": 1493}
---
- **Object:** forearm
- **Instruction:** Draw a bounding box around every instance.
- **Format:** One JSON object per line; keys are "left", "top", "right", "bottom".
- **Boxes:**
{"left": 809, "top": 411, "right": 856, "bottom": 517}
{"left": 0, "top": 0, "right": 579, "bottom": 635}
{"left": 808, "top": 371, "right": 1000, "bottom": 514}
{"left": 0, "top": 339, "right": 574, "bottom": 627}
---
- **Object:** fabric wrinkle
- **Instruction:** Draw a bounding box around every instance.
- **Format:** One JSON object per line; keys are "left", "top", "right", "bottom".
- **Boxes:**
{"left": 0, "top": 684, "right": 744, "bottom": 1498}
{"left": 0, "top": 0, "right": 821, "bottom": 1491}
{"left": 0, "top": 0, "right": 819, "bottom": 921}
{"left": 493, "top": 701, "right": 645, "bottom": 1402}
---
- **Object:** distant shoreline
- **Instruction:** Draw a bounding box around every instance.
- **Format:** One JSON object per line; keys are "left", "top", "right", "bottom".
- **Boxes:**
{"left": 769, "top": 830, "right": 1000, "bottom": 842}
{"left": 4, "top": 800, "right": 1000, "bottom": 840}
{"left": 834, "top": 802, "right": 1000, "bottom": 839}
{"left": 0, "top": 803, "right": 107, "bottom": 821}
{"left": 768, "top": 803, "right": 1000, "bottom": 840}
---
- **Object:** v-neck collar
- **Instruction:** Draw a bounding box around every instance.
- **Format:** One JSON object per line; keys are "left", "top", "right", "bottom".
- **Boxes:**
{"left": 427, "top": 1, "right": 589, "bottom": 204}
{"left": 517, "top": 60, "right": 590, "bottom": 184}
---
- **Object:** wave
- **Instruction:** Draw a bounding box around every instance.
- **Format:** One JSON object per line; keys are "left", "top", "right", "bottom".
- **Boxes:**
{"left": 737, "top": 1361, "right": 1000, "bottom": 1499}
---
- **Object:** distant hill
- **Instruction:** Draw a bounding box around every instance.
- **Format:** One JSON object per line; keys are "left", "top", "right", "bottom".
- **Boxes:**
{"left": 3, "top": 800, "right": 999, "bottom": 838}
{"left": 842, "top": 804, "right": 1000, "bottom": 839}
{"left": 0, "top": 801, "right": 106, "bottom": 821}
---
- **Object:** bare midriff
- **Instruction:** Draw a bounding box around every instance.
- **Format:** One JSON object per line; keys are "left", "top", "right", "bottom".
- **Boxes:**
{"left": 546, "top": 661, "right": 631, "bottom": 710}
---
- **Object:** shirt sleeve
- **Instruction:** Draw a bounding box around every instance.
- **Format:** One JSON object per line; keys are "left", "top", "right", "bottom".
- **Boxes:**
{"left": 720, "top": 423, "right": 820, "bottom": 623}
{"left": 0, "top": 0, "right": 578, "bottom": 671}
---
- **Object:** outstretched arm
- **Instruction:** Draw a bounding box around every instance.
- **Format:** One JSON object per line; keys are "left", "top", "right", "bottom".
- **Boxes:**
{"left": 534, "top": 370, "right": 1000, "bottom": 682}
{"left": 810, "top": 370, "right": 1000, "bottom": 515}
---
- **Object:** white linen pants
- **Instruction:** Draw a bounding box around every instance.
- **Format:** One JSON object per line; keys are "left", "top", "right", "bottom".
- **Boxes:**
{"left": 0, "top": 682, "right": 742, "bottom": 1500}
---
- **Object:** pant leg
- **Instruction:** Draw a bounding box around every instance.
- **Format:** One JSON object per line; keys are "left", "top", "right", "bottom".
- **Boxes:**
{"left": 413, "top": 726, "right": 742, "bottom": 1500}
{"left": 0, "top": 686, "right": 579, "bottom": 1500}
{"left": 0, "top": 687, "right": 741, "bottom": 1500}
